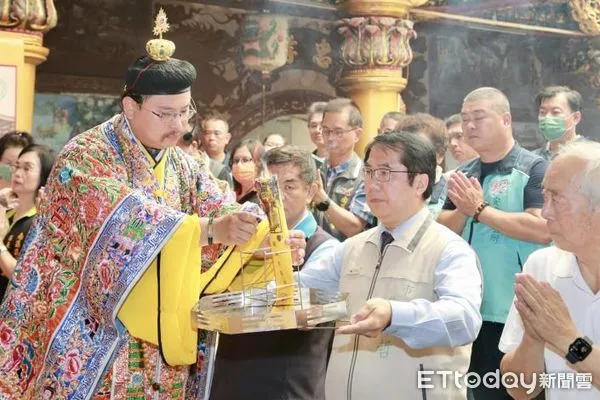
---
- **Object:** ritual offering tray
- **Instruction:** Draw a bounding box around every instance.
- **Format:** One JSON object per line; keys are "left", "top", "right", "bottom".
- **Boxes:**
{"left": 191, "top": 282, "right": 348, "bottom": 334}
{"left": 192, "top": 175, "right": 348, "bottom": 334}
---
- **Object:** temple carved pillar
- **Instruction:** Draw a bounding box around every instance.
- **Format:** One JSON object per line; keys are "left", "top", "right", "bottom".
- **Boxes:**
{"left": 337, "top": 0, "right": 427, "bottom": 155}
{"left": 0, "top": 1, "right": 57, "bottom": 134}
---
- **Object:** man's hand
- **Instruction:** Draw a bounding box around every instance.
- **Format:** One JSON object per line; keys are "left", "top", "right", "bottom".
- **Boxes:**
{"left": 0, "top": 188, "right": 18, "bottom": 210}
{"left": 0, "top": 207, "right": 9, "bottom": 241}
{"left": 286, "top": 229, "right": 306, "bottom": 266}
{"left": 213, "top": 211, "right": 258, "bottom": 245}
{"left": 515, "top": 273, "right": 580, "bottom": 354}
{"left": 312, "top": 173, "right": 328, "bottom": 204}
{"left": 336, "top": 298, "right": 392, "bottom": 338}
{"left": 255, "top": 230, "right": 306, "bottom": 265}
{"left": 447, "top": 172, "right": 484, "bottom": 216}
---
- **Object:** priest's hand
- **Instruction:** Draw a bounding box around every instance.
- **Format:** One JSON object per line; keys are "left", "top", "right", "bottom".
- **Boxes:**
{"left": 213, "top": 211, "right": 258, "bottom": 245}
{"left": 336, "top": 298, "right": 392, "bottom": 338}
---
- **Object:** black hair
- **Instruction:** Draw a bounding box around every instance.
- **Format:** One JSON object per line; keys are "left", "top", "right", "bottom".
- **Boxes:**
{"left": 0, "top": 131, "right": 34, "bottom": 160}
{"left": 18, "top": 144, "right": 56, "bottom": 191}
{"left": 364, "top": 132, "right": 436, "bottom": 200}
{"left": 264, "top": 145, "right": 316, "bottom": 185}
{"left": 229, "top": 139, "right": 264, "bottom": 195}
{"left": 535, "top": 86, "right": 582, "bottom": 113}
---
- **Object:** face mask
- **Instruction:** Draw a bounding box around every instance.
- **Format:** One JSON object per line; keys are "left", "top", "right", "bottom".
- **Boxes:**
{"left": 232, "top": 163, "right": 256, "bottom": 184}
{"left": 538, "top": 115, "right": 570, "bottom": 141}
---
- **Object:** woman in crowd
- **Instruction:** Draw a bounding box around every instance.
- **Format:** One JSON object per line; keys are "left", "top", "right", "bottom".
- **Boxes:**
{"left": 0, "top": 144, "right": 56, "bottom": 301}
{"left": 0, "top": 131, "right": 34, "bottom": 189}
{"left": 229, "top": 139, "right": 264, "bottom": 205}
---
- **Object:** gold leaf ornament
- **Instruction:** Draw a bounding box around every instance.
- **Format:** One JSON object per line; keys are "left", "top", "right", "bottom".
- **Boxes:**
{"left": 146, "top": 8, "right": 176, "bottom": 61}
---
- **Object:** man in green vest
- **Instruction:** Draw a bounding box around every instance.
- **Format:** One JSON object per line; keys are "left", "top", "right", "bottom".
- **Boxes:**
{"left": 439, "top": 87, "right": 552, "bottom": 399}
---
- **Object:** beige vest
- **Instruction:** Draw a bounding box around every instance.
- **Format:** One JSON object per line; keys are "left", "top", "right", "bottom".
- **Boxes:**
{"left": 326, "top": 211, "right": 471, "bottom": 400}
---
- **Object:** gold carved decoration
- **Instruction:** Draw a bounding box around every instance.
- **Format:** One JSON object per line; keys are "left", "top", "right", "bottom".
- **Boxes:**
{"left": 287, "top": 34, "right": 298, "bottom": 64}
{"left": 344, "top": 0, "right": 428, "bottom": 17}
{"left": 146, "top": 8, "right": 176, "bottom": 61}
{"left": 570, "top": 0, "right": 600, "bottom": 35}
{"left": 338, "top": 17, "right": 416, "bottom": 68}
{"left": 313, "top": 38, "right": 332, "bottom": 69}
{"left": 0, "top": 0, "right": 57, "bottom": 32}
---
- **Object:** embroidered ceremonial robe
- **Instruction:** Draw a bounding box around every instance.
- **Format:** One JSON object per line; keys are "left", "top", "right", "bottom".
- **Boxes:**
{"left": 0, "top": 114, "right": 236, "bottom": 399}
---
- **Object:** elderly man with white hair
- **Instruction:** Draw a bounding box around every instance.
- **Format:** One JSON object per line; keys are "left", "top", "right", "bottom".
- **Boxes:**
{"left": 499, "top": 140, "right": 600, "bottom": 399}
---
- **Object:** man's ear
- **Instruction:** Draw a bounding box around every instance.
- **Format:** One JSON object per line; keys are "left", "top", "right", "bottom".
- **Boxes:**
{"left": 502, "top": 111, "right": 512, "bottom": 128}
{"left": 122, "top": 97, "right": 139, "bottom": 120}
{"left": 414, "top": 173, "right": 429, "bottom": 197}
{"left": 353, "top": 128, "right": 363, "bottom": 144}
{"left": 307, "top": 182, "right": 318, "bottom": 204}
{"left": 225, "top": 132, "right": 232, "bottom": 145}
{"left": 573, "top": 111, "right": 582, "bottom": 126}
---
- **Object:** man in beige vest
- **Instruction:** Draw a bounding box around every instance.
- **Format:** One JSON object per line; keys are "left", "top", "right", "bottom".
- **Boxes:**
{"left": 299, "top": 132, "right": 483, "bottom": 399}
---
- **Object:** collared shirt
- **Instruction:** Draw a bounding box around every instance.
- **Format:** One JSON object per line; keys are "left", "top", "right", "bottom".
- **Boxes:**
{"left": 299, "top": 206, "right": 482, "bottom": 349}
{"left": 325, "top": 159, "right": 352, "bottom": 189}
{"left": 499, "top": 246, "right": 600, "bottom": 400}
{"left": 428, "top": 166, "right": 449, "bottom": 219}
{"left": 315, "top": 154, "right": 375, "bottom": 240}
{"left": 532, "top": 135, "right": 584, "bottom": 161}
{"left": 293, "top": 210, "right": 338, "bottom": 265}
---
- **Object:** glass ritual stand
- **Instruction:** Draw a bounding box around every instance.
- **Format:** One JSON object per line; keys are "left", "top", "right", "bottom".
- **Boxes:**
{"left": 191, "top": 248, "right": 349, "bottom": 334}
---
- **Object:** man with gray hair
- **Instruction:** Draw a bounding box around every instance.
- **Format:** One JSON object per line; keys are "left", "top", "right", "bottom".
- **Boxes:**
{"left": 439, "top": 87, "right": 551, "bottom": 399}
{"left": 378, "top": 111, "right": 404, "bottom": 135}
{"left": 211, "top": 145, "right": 338, "bottom": 400}
{"left": 200, "top": 117, "right": 233, "bottom": 187}
{"left": 499, "top": 140, "right": 600, "bottom": 399}
{"left": 312, "top": 98, "right": 375, "bottom": 240}
{"left": 534, "top": 86, "right": 584, "bottom": 161}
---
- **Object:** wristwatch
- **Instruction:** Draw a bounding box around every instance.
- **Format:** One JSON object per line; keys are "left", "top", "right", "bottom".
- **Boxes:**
{"left": 0, "top": 244, "right": 7, "bottom": 254}
{"left": 566, "top": 336, "right": 593, "bottom": 363}
{"left": 315, "top": 198, "right": 331, "bottom": 212}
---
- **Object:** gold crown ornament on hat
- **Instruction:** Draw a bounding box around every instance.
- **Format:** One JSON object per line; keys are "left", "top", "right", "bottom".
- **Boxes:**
{"left": 146, "top": 8, "right": 176, "bottom": 61}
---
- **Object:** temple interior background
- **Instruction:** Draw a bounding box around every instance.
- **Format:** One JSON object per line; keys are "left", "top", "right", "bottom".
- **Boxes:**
{"left": 2, "top": 0, "right": 600, "bottom": 166}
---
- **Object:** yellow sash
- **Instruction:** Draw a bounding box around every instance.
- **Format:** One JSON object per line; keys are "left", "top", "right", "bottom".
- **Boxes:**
{"left": 118, "top": 150, "right": 202, "bottom": 366}
{"left": 198, "top": 220, "right": 270, "bottom": 296}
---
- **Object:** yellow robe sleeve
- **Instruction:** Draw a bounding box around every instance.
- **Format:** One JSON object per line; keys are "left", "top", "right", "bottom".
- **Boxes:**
{"left": 118, "top": 214, "right": 201, "bottom": 366}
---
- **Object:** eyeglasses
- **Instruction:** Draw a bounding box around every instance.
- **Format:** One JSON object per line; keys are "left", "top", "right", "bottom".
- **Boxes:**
{"left": 232, "top": 157, "right": 253, "bottom": 165}
{"left": 11, "top": 164, "right": 37, "bottom": 175}
{"left": 143, "top": 102, "right": 197, "bottom": 126}
{"left": 322, "top": 127, "right": 355, "bottom": 139}
{"left": 364, "top": 167, "right": 412, "bottom": 182}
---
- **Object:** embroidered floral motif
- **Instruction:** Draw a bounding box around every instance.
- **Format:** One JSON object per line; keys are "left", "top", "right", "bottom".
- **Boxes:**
{"left": 58, "top": 166, "right": 73, "bottom": 184}
{"left": 0, "top": 114, "right": 237, "bottom": 399}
